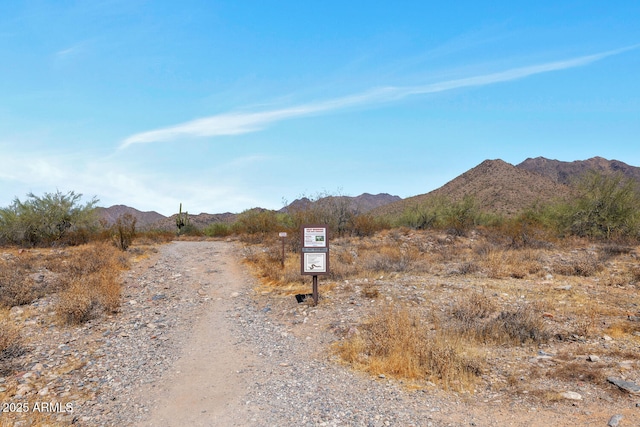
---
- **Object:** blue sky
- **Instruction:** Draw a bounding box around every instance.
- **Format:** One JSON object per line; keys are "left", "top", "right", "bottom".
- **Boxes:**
{"left": 1, "top": 1, "right": 639, "bottom": 216}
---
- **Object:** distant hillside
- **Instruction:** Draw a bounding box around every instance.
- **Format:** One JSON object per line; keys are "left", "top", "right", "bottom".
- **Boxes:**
{"left": 281, "top": 193, "right": 401, "bottom": 214}
{"left": 374, "top": 159, "right": 573, "bottom": 218}
{"left": 96, "top": 193, "right": 400, "bottom": 232}
{"left": 150, "top": 212, "right": 238, "bottom": 231}
{"left": 96, "top": 205, "right": 166, "bottom": 229}
{"left": 517, "top": 156, "right": 640, "bottom": 185}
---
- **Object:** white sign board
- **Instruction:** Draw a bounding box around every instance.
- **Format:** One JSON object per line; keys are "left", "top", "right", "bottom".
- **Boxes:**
{"left": 303, "top": 252, "right": 327, "bottom": 274}
{"left": 300, "top": 224, "right": 329, "bottom": 276}
{"left": 303, "top": 227, "right": 327, "bottom": 248}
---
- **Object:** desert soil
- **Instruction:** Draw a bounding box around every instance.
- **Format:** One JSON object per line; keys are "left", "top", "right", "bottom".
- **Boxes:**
{"left": 131, "top": 241, "right": 638, "bottom": 427}
{"left": 3, "top": 240, "right": 638, "bottom": 426}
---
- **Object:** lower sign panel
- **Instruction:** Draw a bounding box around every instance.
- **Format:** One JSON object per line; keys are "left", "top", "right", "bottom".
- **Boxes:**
{"left": 303, "top": 252, "right": 326, "bottom": 274}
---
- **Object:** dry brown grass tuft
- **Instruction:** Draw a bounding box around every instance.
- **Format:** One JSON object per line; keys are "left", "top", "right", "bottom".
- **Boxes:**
{"left": 447, "top": 294, "right": 551, "bottom": 345}
{"left": 0, "top": 251, "right": 47, "bottom": 308}
{"left": 548, "top": 360, "right": 607, "bottom": 384}
{"left": 54, "top": 242, "right": 124, "bottom": 325}
{"left": 334, "top": 306, "right": 483, "bottom": 391}
{"left": 0, "top": 310, "right": 23, "bottom": 374}
{"left": 552, "top": 251, "right": 603, "bottom": 277}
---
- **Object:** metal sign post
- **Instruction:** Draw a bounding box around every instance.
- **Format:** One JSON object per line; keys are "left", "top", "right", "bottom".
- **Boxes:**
{"left": 300, "top": 225, "right": 329, "bottom": 306}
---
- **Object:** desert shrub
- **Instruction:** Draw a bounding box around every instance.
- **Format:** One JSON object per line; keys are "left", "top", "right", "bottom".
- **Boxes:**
{"left": 136, "top": 229, "right": 175, "bottom": 244}
{"left": 113, "top": 213, "right": 137, "bottom": 251}
{"left": 480, "top": 247, "right": 543, "bottom": 279}
{"left": 396, "top": 203, "right": 438, "bottom": 230}
{"left": 286, "top": 191, "right": 394, "bottom": 238}
{"left": 449, "top": 292, "right": 497, "bottom": 328}
{"left": 335, "top": 306, "right": 483, "bottom": 390}
{"left": 56, "top": 279, "right": 96, "bottom": 324}
{"left": 440, "top": 195, "right": 480, "bottom": 237}
{"left": 363, "top": 245, "right": 417, "bottom": 273}
{"left": 232, "top": 209, "right": 289, "bottom": 235}
{"left": 482, "top": 304, "right": 551, "bottom": 345}
{"left": 350, "top": 214, "right": 389, "bottom": 237}
{"left": 447, "top": 295, "right": 550, "bottom": 345}
{"left": 551, "top": 251, "right": 602, "bottom": 277}
{"left": 0, "top": 315, "right": 23, "bottom": 375}
{"left": 556, "top": 171, "right": 640, "bottom": 240}
{"left": 500, "top": 207, "right": 555, "bottom": 248}
{"left": 0, "top": 190, "right": 98, "bottom": 247}
{"left": 547, "top": 361, "right": 606, "bottom": 384}
{"left": 204, "top": 222, "right": 232, "bottom": 237}
{"left": 454, "top": 261, "right": 481, "bottom": 275}
{"left": 0, "top": 253, "right": 46, "bottom": 308}
{"left": 50, "top": 243, "right": 124, "bottom": 324}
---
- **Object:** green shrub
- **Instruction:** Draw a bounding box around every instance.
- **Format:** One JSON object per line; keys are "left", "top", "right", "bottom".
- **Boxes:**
{"left": 204, "top": 222, "right": 232, "bottom": 237}
{"left": 0, "top": 190, "right": 98, "bottom": 247}
{"left": 557, "top": 171, "right": 640, "bottom": 240}
{"left": 232, "top": 209, "right": 290, "bottom": 235}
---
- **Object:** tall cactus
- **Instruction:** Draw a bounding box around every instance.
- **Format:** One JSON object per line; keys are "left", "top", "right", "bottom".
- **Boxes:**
{"left": 175, "top": 203, "right": 190, "bottom": 234}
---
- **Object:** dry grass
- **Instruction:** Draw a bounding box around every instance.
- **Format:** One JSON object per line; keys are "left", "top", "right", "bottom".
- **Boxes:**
{"left": 334, "top": 306, "right": 484, "bottom": 391}
{"left": 242, "top": 228, "right": 640, "bottom": 399}
{"left": 547, "top": 360, "right": 607, "bottom": 384}
{"left": 54, "top": 242, "right": 124, "bottom": 324}
{"left": 0, "top": 251, "right": 46, "bottom": 308}
{"left": 0, "top": 309, "right": 23, "bottom": 375}
{"left": 0, "top": 242, "right": 126, "bottom": 327}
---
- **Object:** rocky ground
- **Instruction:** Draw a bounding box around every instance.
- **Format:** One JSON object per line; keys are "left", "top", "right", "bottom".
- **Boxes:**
{"left": 1, "top": 239, "right": 639, "bottom": 426}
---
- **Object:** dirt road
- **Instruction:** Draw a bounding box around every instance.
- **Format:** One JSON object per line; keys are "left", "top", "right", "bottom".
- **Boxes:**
{"left": 125, "top": 241, "right": 637, "bottom": 427}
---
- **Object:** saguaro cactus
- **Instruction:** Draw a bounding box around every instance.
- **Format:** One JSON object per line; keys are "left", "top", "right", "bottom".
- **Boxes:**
{"left": 175, "top": 203, "right": 190, "bottom": 234}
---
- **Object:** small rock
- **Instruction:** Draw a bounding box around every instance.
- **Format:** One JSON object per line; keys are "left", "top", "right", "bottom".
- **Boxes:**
{"left": 608, "top": 377, "right": 640, "bottom": 395}
{"left": 378, "top": 374, "right": 386, "bottom": 379}
{"left": 556, "top": 285, "right": 572, "bottom": 291}
{"left": 603, "top": 335, "right": 613, "bottom": 341}
{"left": 608, "top": 414, "right": 623, "bottom": 427}
{"left": 587, "top": 355, "right": 600, "bottom": 362}
{"left": 560, "top": 391, "right": 582, "bottom": 400}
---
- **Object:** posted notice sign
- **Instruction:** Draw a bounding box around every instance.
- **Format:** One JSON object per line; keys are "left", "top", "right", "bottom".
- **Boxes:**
{"left": 301, "top": 225, "right": 329, "bottom": 275}
{"left": 303, "top": 227, "right": 327, "bottom": 248}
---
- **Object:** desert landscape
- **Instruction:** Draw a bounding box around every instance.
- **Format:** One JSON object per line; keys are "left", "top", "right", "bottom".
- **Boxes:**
{"left": 1, "top": 157, "right": 640, "bottom": 426}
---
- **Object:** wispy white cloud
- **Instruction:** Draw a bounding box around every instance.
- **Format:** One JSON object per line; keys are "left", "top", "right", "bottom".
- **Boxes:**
{"left": 0, "top": 149, "right": 274, "bottom": 215}
{"left": 120, "top": 45, "right": 638, "bottom": 149}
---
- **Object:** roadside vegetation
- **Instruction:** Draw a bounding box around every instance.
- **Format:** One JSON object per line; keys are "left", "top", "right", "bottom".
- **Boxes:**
{"left": 1, "top": 170, "right": 639, "bottom": 401}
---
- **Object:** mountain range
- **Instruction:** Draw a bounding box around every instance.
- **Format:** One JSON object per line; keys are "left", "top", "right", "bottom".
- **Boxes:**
{"left": 97, "top": 157, "right": 640, "bottom": 228}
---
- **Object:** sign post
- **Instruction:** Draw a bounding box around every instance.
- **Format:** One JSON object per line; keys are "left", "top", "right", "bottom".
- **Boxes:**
{"left": 300, "top": 225, "right": 329, "bottom": 306}
{"left": 279, "top": 232, "right": 287, "bottom": 269}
